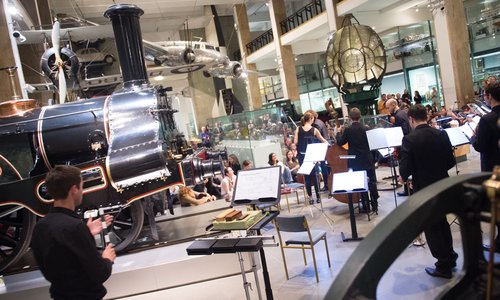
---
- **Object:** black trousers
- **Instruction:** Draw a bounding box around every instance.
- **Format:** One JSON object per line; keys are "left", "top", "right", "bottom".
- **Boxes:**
{"left": 298, "top": 154, "right": 320, "bottom": 199}
{"left": 424, "top": 216, "right": 457, "bottom": 270}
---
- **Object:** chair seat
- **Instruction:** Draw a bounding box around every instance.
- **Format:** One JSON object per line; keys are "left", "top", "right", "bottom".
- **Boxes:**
{"left": 284, "top": 229, "right": 326, "bottom": 245}
{"left": 286, "top": 183, "right": 305, "bottom": 189}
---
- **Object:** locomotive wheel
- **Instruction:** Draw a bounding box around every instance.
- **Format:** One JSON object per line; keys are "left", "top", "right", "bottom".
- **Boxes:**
{"left": 0, "top": 206, "right": 36, "bottom": 273}
{"left": 108, "top": 200, "right": 144, "bottom": 252}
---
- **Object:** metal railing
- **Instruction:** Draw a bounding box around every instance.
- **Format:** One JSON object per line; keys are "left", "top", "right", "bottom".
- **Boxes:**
{"left": 246, "top": 29, "right": 274, "bottom": 54}
{"left": 280, "top": 0, "right": 324, "bottom": 34}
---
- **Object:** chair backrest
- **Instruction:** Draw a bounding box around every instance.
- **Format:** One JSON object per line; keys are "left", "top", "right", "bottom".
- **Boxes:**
{"left": 276, "top": 215, "right": 308, "bottom": 232}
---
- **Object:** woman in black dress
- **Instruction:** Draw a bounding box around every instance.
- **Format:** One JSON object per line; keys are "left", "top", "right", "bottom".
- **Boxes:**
{"left": 293, "top": 112, "right": 328, "bottom": 203}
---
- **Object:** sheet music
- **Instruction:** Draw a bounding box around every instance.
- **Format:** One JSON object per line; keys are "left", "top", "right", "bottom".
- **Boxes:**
{"left": 378, "top": 147, "right": 394, "bottom": 157}
{"left": 366, "top": 128, "right": 387, "bottom": 150}
{"left": 366, "top": 127, "right": 403, "bottom": 150}
{"left": 459, "top": 122, "right": 475, "bottom": 139}
{"left": 297, "top": 161, "right": 316, "bottom": 174}
{"left": 444, "top": 127, "right": 470, "bottom": 147}
{"left": 385, "top": 127, "right": 404, "bottom": 147}
{"left": 332, "top": 170, "right": 368, "bottom": 192}
{"left": 303, "top": 143, "right": 328, "bottom": 162}
{"left": 232, "top": 167, "right": 281, "bottom": 201}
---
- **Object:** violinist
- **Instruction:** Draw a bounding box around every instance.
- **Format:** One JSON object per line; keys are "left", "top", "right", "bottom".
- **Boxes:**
{"left": 335, "top": 108, "right": 379, "bottom": 212}
{"left": 294, "top": 112, "right": 328, "bottom": 204}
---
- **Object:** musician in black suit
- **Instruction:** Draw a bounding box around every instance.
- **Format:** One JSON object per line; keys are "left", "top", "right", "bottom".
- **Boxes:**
{"left": 399, "top": 104, "right": 457, "bottom": 279}
{"left": 336, "top": 108, "right": 379, "bottom": 212}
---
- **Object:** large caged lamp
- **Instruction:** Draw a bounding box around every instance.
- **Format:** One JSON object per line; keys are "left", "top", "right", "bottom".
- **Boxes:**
{"left": 326, "top": 14, "right": 386, "bottom": 107}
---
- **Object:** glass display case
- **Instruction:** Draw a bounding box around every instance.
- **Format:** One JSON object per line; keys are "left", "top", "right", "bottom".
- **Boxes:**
{"left": 379, "top": 20, "right": 442, "bottom": 107}
{"left": 207, "top": 107, "right": 290, "bottom": 168}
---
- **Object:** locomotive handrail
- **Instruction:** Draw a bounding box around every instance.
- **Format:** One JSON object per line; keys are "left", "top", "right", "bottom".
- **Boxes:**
{"left": 0, "top": 108, "right": 101, "bottom": 128}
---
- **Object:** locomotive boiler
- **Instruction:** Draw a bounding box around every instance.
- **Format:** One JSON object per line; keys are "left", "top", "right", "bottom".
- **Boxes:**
{"left": 0, "top": 4, "right": 222, "bottom": 273}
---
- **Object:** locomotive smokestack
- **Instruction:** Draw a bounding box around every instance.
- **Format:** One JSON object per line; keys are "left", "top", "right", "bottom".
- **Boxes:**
{"left": 104, "top": 4, "right": 148, "bottom": 88}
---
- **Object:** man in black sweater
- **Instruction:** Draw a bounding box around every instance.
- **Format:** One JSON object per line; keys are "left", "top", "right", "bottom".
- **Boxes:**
{"left": 336, "top": 108, "right": 379, "bottom": 212}
{"left": 31, "top": 165, "right": 116, "bottom": 300}
{"left": 399, "top": 105, "right": 457, "bottom": 279}
{"left": 472, "top": 82, "right": 500, "bottom": 252}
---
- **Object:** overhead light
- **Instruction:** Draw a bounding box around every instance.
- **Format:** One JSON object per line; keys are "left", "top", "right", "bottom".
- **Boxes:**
{"left": 415, "top": 7, "right": 419, "bottom": 12}
{"left": 265, "top": 2, "right": 269, "bottom": 7}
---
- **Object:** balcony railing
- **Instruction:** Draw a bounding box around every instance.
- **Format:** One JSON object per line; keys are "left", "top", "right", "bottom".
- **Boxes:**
{"left": 246, "top": 29, "right": 274, "bottom": 54}
{"left": 280, "top": 0, "right": 324, "bottom": 35}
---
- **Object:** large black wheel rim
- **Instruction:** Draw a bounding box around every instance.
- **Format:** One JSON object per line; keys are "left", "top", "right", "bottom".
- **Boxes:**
{"left": 0, "top": 206, "right": 36, "bottom": 274}
{"left": 108, "top": 200, "right": 144, "bottom": 252}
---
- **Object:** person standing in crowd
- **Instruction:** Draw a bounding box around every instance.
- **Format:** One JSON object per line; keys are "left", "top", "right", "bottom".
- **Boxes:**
{"left": 430, "top": 87, "right": 439, "bottom": 108}
{"left": 335, "top": 108, "right": 380, "bottom": 212}
{"left": 221, "top": 166, "right": 237, "bottom": 202}
{"left": 472, "top": 82, "right": 500, "bottom": 252}
{"left": 306, "top": 109, "right": 330, "bottom": 191}
{"left": 413, "top": 90, "right": 423, "bottom": 105}
{"left": 228, "top": 154, "right": 241, "bottom": 175}
{"left": 402, "top": 89, "right": 411, "bottom": 105}
{"left": 31, "top": 165, "right": 116, "bottom": 300}
{"left": 399, "top": 104, "right": 457, "bottom": 279}
{"left": 200, "top": 126, "right": 211, "bottom": 147}
{"left": 294, "top": 112, "right": 328, "bottom": 204}
{"left": 377, "top": 94, "right": 389, "bottom": 115}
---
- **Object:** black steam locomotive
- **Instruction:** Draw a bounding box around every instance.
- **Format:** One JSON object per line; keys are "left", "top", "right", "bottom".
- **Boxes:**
{"left": 0, "top": 4, "right": 222, "bottom": 273}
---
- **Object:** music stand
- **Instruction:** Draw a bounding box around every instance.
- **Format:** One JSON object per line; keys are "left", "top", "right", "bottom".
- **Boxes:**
{"left": 444, "top": 127, "right": 471, "bottom": 176}
{"left": 366, "top": 127, "right": 404, "bottom": 207}
{"left": 297, "top": 143, "right": 334, "bottom": 228}
{"left": 331, "top": 170, "right": 368, "bottom": 242}
{"left": 231, "top": 166, "right": 282, "bottom": 207}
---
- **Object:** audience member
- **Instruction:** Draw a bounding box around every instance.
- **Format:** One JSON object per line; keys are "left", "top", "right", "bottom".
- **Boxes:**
{"left": 268, "top": 152, "right": 293, "bottom": 184}
{"left": 413, "top": 90, "right": 422, "bottom": 105}
{"left": 221, "top": 167, "right": 237, "bottom": 201}
{"left": 242, "top": 159, "right": 253, "bottom": 170}
{"left": 200, "top": 126, "right": 211, "bottom": 147}
{"left": 377, "top": 94, "right": 389, "bottom": 115}
{"left": 178, "top": 186, "right": 216, "bottom": 206}
{"left": 285, "top": 149, "right": 300, "bottom": 182}
{"left": 228, "top": 154, "right": 241, "bottom": 175}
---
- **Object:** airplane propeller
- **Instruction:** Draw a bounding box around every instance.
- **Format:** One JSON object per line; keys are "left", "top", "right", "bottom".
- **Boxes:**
{"left": 51, "top": 20, "right": 67, "bottom": 103}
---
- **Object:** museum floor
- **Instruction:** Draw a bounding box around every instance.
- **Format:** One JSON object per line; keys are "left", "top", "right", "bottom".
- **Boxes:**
{"left": 115, "top": 148, "right": 493, "bottom": 300}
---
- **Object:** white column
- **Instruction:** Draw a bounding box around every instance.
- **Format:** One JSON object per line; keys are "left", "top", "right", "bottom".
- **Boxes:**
{"left": 433, "top": 10, "right": 458, "bottom": 109}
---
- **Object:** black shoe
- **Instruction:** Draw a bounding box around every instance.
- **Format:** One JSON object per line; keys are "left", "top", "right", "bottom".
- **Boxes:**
{"left": 425, "top": 267, "right": 452, "bottom": 279}
{"left": 397, "top": 191, "right": 409, "bottom": 197}
{"left": 316, "top": 198, "right": 321, "bottom": 204}
{"left": 321, "top": 186, "right": 329, "bottom": 192}
{"left": 371, "top": 201, "right": 379, "bottom": 213}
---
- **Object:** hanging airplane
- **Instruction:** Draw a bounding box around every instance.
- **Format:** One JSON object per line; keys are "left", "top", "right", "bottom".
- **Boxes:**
{"left": 15, "top": 18, "right": 248, "bottom": 97}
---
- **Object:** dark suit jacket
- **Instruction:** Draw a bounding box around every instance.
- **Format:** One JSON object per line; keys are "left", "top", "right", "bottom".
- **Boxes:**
{"left": 394, "top": 108, "right": 410, "bottom": 135}
{"left": 335, "top": 122, "right": 374, "bottom": 171}
{"left": 472, "top": 105, "right": 500, "bottom": 172}
{"left": 399, "top": 124, "right": 455, "bottom": 192}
